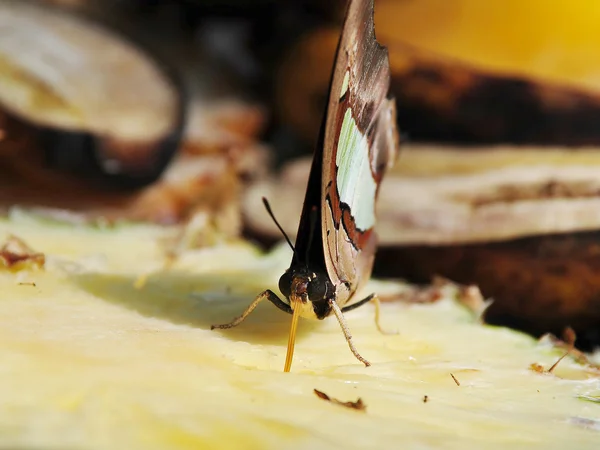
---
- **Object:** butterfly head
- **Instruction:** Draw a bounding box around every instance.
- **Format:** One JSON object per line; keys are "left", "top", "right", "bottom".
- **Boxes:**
{"left": 278, "top": 266, "right": 334, "bottom": 319}
{"left": 278, "top": 266, "right": 335, "bottom": 372}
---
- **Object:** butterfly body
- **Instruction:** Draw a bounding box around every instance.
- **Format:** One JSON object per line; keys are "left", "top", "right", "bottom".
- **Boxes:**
{"left": 212, "top": 0, "right": 399, "bottom": 372}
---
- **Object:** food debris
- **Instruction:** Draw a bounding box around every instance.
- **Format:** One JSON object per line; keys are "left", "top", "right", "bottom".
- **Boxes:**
{"left": 313, "top": 389, "right": 367, "bottom": 412}
{"left": 393, "top": 276, "right": 492, "bottom": 321}
{"left": 544, "top": 329, "right": 600, "bottom": 371}
{"left": 532, "top": 327, "right": 600, "bottom": 374}
{"left": 450, "top": 373, "right": 461, "bottom": 386}
{"left": 434, "top": 276, "right": 493, "bottom": 320}
{"left": 0, "top": 235, "right": 45, "bottom": 271}
{"left": 529, "top": 352, "right": 571, "bottom": 375}
{"left": 17, "top": 281, "right": 36, "bottom": 287}
{"left": 395, "top": 285, "right": 444, "bottom": 304}
{"left": 529, "top": 363, "right": 546, "bottom": 374}
{"left": 550, "top": 329, "right": 576, "bottom": 372}
{"left": 423, "top": 395, "right": 429, "bottom": 403}
{"left": 456, "top": 286, "right": 492, "bottom": 320}
{"left": 548, "top": 352, "right": 571, "bottom": 374}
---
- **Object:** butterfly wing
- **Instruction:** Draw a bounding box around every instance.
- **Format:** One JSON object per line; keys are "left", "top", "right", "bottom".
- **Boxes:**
{"left": 321, "top": 0, "right": 399, "bottom": 306}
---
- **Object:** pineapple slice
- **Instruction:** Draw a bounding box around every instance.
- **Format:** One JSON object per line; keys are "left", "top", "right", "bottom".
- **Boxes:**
{"left": 0, "top": 210, "right": 599, "bottom": 449}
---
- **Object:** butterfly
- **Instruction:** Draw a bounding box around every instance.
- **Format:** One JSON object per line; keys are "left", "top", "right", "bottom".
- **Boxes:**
{"left": 211, "top": 0, "right": 399, "bottom": 372}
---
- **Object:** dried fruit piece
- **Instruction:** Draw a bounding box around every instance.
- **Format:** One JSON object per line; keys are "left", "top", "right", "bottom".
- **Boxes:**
{"left": 313, "top": 389, "right": 367, "bottom": 412}
{"left": 0, "top": 234, "right": 44, "bottom": 271}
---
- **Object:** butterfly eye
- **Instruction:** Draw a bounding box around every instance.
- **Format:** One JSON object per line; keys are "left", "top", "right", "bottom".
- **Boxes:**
{"left": 307, "top": 278, "right": 328, "bottom": 301}
{"left": 278, "top": 271, "right": 293, "bottom": 298}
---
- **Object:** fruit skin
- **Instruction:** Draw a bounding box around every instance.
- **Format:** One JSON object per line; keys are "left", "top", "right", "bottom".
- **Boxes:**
{"left": 1, "top": 107, "right": 186, "bottom": 191}
{"left": 386, "top": 44, "right": 600, "bottom": 144}
{"left": 374, "top": 230, "right": 600, "bottom": 350}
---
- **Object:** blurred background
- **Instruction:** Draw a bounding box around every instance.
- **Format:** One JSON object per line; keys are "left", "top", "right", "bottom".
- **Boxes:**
{"left": 2, "top": 0, "right": 600, "bottom": 350}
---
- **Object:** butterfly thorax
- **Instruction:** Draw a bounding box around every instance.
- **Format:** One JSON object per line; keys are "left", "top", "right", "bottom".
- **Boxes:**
{"left": 278, "top": 265, "right": 335, "bottom": 320}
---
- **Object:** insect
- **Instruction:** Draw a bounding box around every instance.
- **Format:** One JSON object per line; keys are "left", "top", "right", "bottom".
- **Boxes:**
{"left": 211, "top": 0, "right": 399, "bottom": 372}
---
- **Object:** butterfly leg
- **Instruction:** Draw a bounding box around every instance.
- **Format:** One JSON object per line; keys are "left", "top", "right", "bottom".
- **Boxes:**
{"left": 342, "top": 293, "right": 398, "bottom": 335}
{"left": 329, "top": 299, "right": 371, "bottom": 367}
{"left": 372, "top": 295, "right": 399, "bottom": 335}
{"left": 211, "top": 290, "right": 292, "bottom": 330}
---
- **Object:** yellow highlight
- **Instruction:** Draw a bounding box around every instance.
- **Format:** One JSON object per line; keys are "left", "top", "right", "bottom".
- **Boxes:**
{"left": 376, "top": 0, "right": 600, "bottom": 91}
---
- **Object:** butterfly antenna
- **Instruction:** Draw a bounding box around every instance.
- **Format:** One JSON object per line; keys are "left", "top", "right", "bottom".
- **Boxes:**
{"left": 262, "top": 197, "right": 299, "bottom": 259}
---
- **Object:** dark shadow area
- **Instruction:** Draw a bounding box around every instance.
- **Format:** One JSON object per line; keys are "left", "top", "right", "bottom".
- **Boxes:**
{"left": 70, "top": 270, "right": 322, "bottom": 346}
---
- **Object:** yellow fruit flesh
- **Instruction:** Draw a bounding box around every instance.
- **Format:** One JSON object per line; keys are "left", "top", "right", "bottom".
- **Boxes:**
{"left": 0, "top": 211, "right": 599, "bottom": 449}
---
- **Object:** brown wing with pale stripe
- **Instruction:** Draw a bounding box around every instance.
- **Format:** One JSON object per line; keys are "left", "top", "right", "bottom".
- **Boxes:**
{"left": 321, "top": 0, "right": 399, "bottom": 306}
